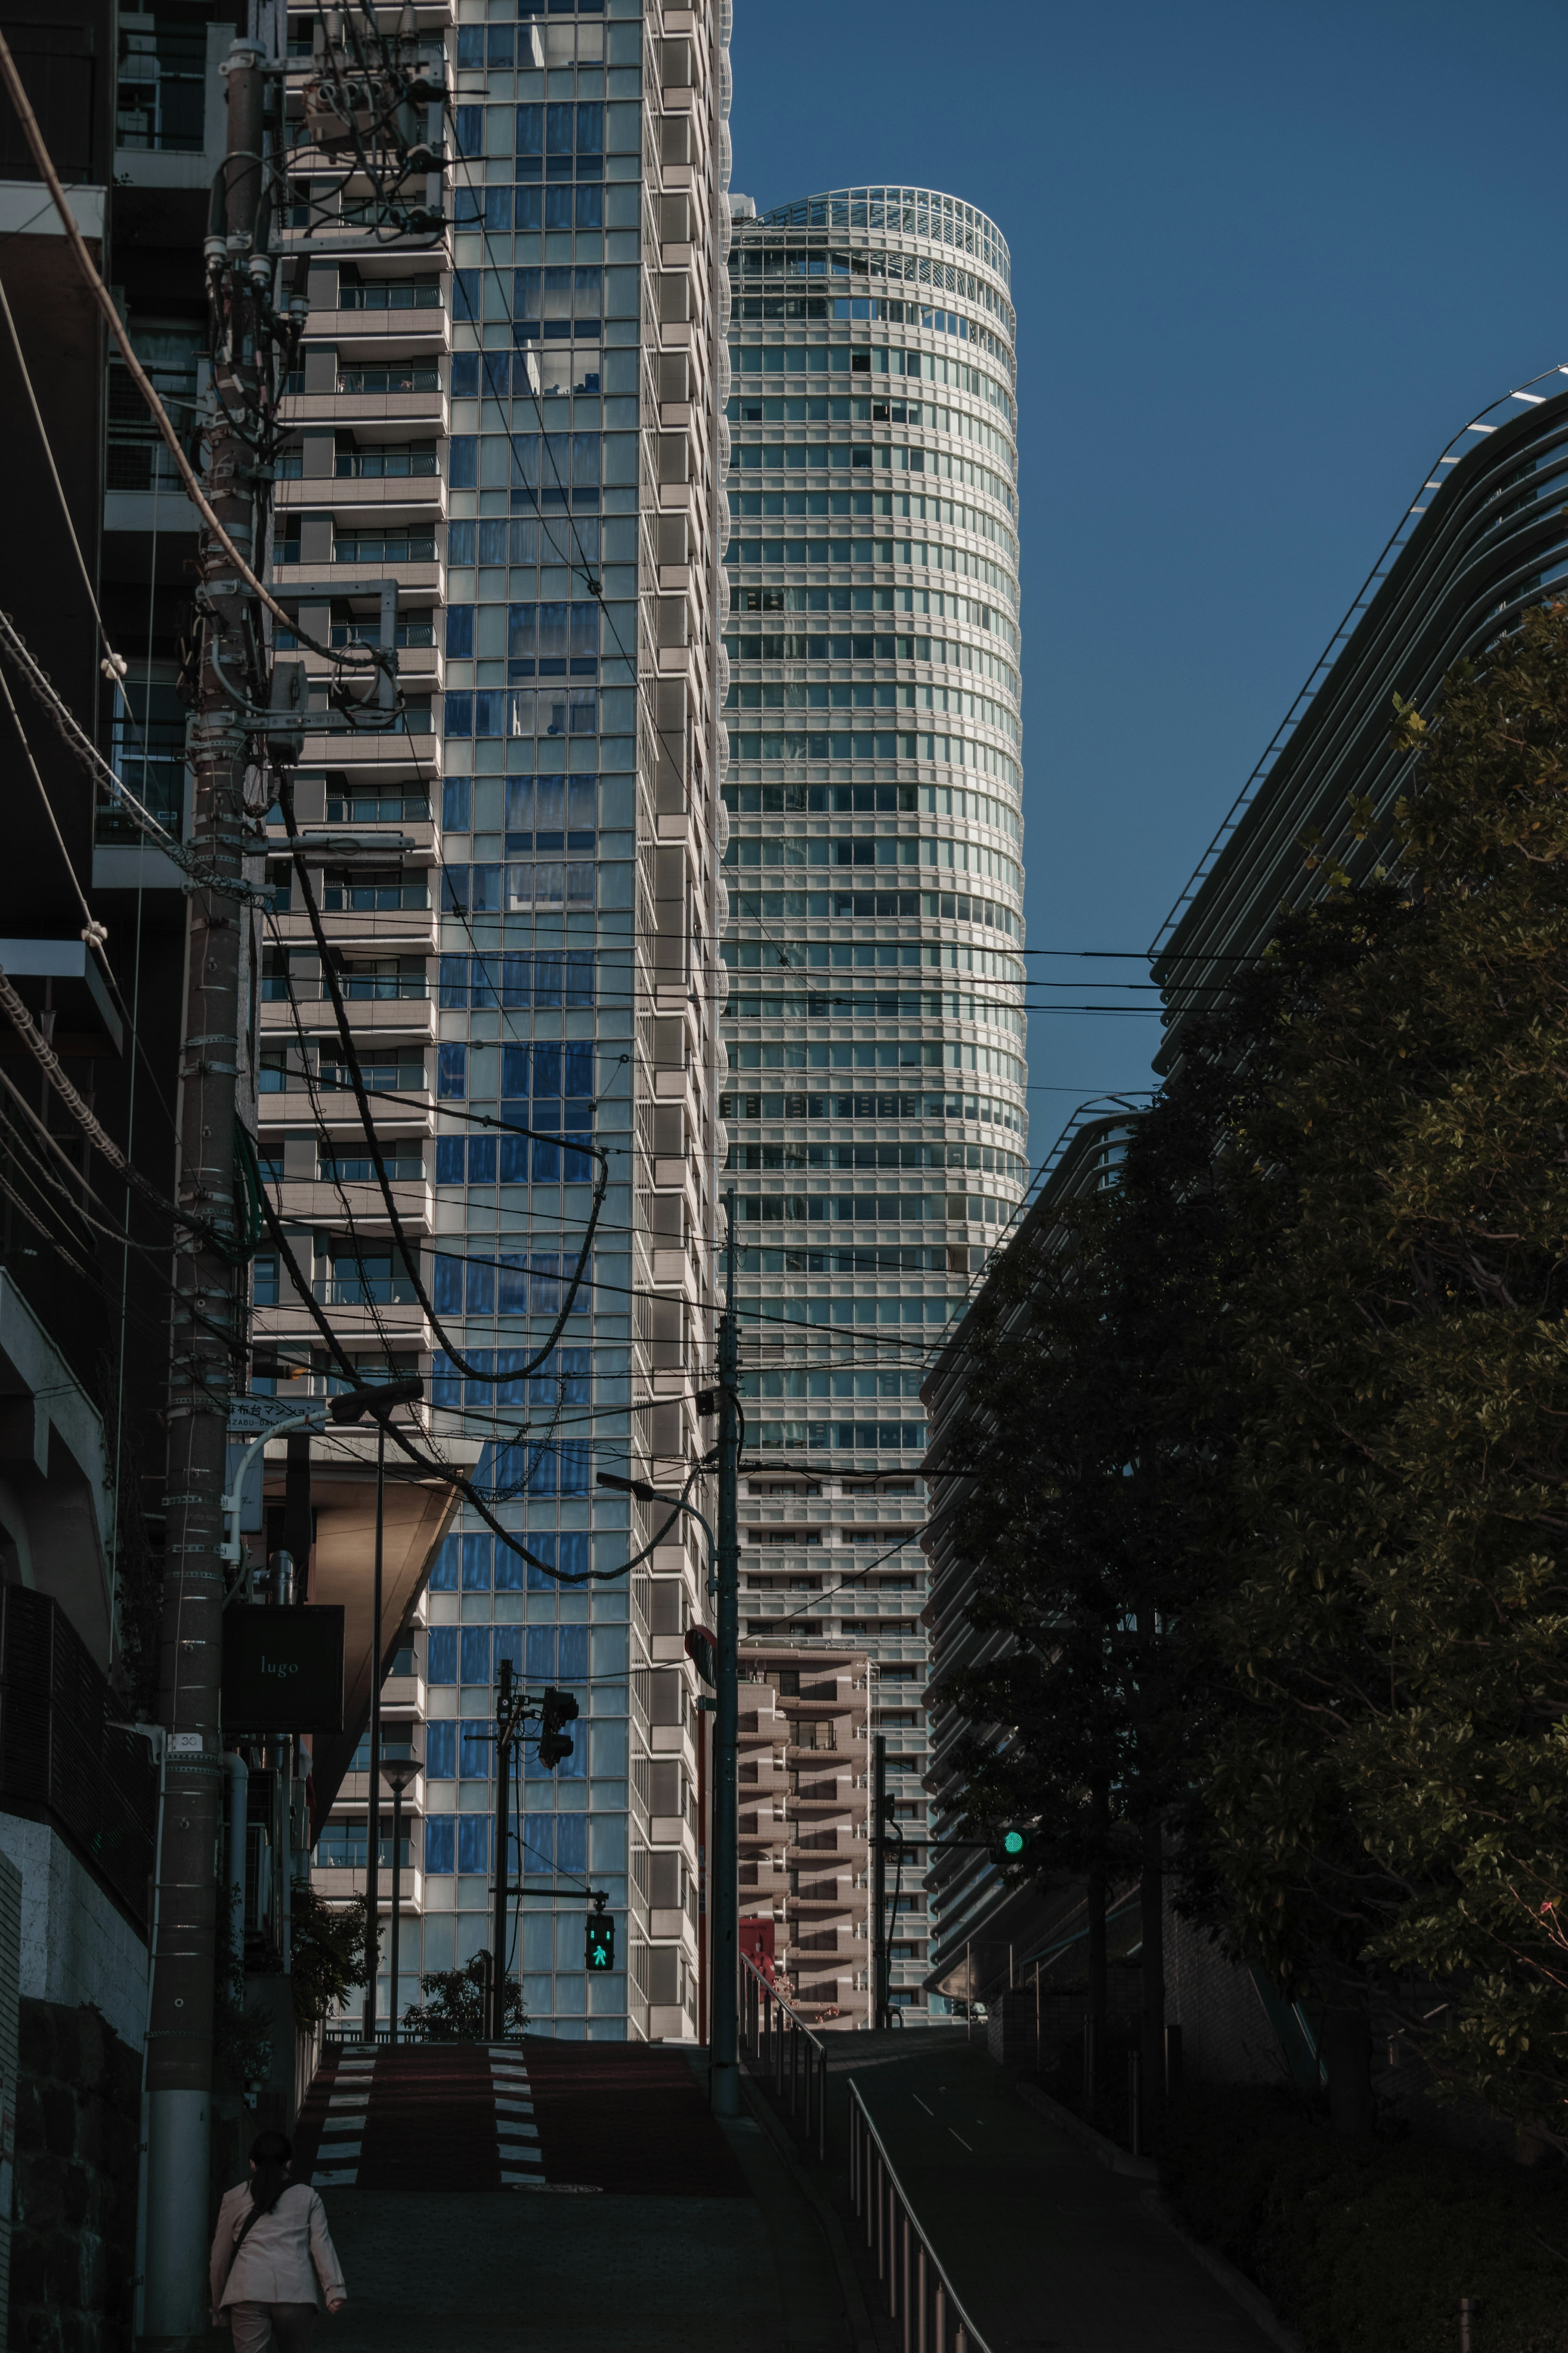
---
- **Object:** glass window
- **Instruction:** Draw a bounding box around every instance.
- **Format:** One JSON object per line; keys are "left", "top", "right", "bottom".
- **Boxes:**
{"left": 426, "top": 1628, "right": 458, "bottom": 1684}
{"left": 425, "top": 1722, "right": 457, "bottom": 1780}
{"left": 460, "top": 1626, "right": 492, "bottom": 1684}
{"left": 428, "top": 1534, "right": 459, "bottom": 1591}
{"left": 424, "top": 1815, "right": 455, "bottom": 1873}
{"left": 457, "top": 1817, "right": 488, "bottom": 1873}
{"left": 461, "top": 1534, "right": 492, "bottom": 1591}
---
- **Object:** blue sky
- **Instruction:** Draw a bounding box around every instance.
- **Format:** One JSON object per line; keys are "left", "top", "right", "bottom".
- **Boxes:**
{"left": 728, "top": 0, "right": 1568, "bottom": 1160}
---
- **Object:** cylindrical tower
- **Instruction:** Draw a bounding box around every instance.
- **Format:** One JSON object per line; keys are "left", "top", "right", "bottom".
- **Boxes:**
{"left": 719, "top": 186, "right": 1025, "bottom": 2021}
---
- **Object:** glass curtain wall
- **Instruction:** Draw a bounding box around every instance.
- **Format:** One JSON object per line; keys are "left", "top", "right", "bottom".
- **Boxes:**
{"left": 286, "top": 0, "right": 726, "bottom": 2045}
{"left": 721, "top": 185, "right": 1026, "bottom": 2015}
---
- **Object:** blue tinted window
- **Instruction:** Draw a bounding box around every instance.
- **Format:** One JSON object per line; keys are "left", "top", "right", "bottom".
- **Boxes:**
{"left": 425, "top": 1722, "right": 457, "bottom": 1779}
{"left": 527, "top": 1532, "right": 556, "bottom": 1593}
{"left": 495, "top": 1626, "right": 523, "bottom": 1680}
{"left": 427, "top": 1628, "right": 457, "bottom": 1684}
{"left": 461, "top": 1534, "right": 492, "bottom": 1591}
{"left": 516, "top": 104, "right": 543, "bottom": 156}
{"left": 428, "top": 1534, "right": 459, "bottom": 1592}
{"left": 454, "top": 104, "right": 482, "bottom": 156}
{"left": 575, "top": 101, "right": 603, "bottom": 154}
{"left": 442, "top": 779, "right": 470, "bottom": 834}
{"left": 457, "top": 1817, "right": 488, "bottom": 1873}
{"left": 438, "top": 1043, "right": 466, "bottom": 1100}
{"left": 449, "top": 437, "right": 477, "bottom": 491}
{"left": 502, "top": 1044, "right": 530, "bottom": 1095}
{"left": 433, "top": 1254, "right": 462, "bottom": 1316}
{"left": 526, "top": 1626, "right": 554, "bottom": 1682}
{"left": 452, "top": 352, "right": 479, "bottom": 398}
{"left": 443, "top": 692, "right": 472, "bottom": 740}
{"left": 460, "top": 1626, "right": 492, "bottom": 1684}
{"left": 436, "top": 1136, "right": 465, "bottom": 1184}
{"left": 556, "top": 1814, "right": 587, "bottom": 1878}
{"left": 495, "top": 1532, "right": 525, "bottom": 1590}
{"left": 521, "top": 1813, "right": 553, "bottom": 1875}
{"left": 445, "top": 605, "right": 474, "bottom": 658}
{"left": 460, "top": 1722, "right": 491, "bottom": 1778}
{"left": 558, "top": 1625, "right": 588, "bottom": 1682}
{"left": 559, "top": 1533, "right": 588, "bottom": 1581}
{"left": 470, "top": 1136, "right": 497, "bottom": 1184}
{"left": 424, "top": 1815, "right": 454, "bottom": 1872}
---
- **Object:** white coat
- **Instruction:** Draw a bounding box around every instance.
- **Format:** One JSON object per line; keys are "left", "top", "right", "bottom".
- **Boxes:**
{"left": 209, "top": 2180, "right": 347, "bottom": 2313}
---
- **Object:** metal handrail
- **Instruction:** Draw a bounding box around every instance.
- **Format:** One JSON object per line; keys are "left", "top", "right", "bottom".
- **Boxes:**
{"left": 847, "top": 2077, "right": 992, "bottom": 2353}
{"left": 739, "top": 1949, "right": 831, "bottom": 2162}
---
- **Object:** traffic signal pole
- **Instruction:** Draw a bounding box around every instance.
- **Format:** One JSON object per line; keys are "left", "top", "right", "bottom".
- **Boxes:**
{"left": 710, "top": 1192, "right": 741, "bottom": 2115}
{"left": 143, "top": 39, "right": 263, "bottom": 2340}
{"left": 491, "top": 1660, "right": 517, "bottom": 2039}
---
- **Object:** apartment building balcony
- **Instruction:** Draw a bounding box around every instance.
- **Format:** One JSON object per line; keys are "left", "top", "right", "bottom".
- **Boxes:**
{"left": 741, "top": 1813, "right": 790, "bottom": 1852}
{"left": 268, "top": 904, "right": 440, "bottom": 957}
{"left": 306, "top": 309, "right": 451, "bottom": 359}
{"left": 282, "top": 376, "right": 450, "bottom": 435}
{"left": 260, "top": 993, "right": 436, "bottom": 1044}
{"left": 311, "top": 1863, "right": 425, "bottom": 1908}
{"left": 296, "top": 725, "right": 443, "bottom": 778}
{"left": 788, "top": 1737, "right": 867, "bottom": 1769}
{"left": 277, "top": 475, "right": 448, "bottom": 523}
{"left": 338, "top": 1769, "right": 425, "bottom": 1811}
{"left": 279, "top": 555, "right": 445, "bottom": 601}
{"left": 787, "top": 1832, "right": 869, "bottom": 1868}
{"left": 303, "top": 641, "right": 445, "bottom": 693}
{"left": 263, "top": 1178, "right": 436, "bottom": 1239}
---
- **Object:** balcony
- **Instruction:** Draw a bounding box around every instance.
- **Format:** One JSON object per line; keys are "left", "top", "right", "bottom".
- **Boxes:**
{"left": 261, "top": 1178, "right": 435, "bottom": 1238}
{"left": 261, "top": 993, "right": 435, "bottom": 1042}
{"left": 305, "top": 307, "right": 451, "bottom": 359}
{"left": 311, "top": 1863, "right": 425, "bottom": 1908}
{"left": 338, "top": 1769, "right": 425, "bottom": 1810}
{"left": 277, "top": 474, "right": 448, "bottom": 522}
{"left": 284, "top": 387, "right": 450, "bottom": 439}
{"left": 278, "top": 553, "right": 445, "bottom": 601}
{"left": 269, "top": 902, "right": 439, "bottom": 956}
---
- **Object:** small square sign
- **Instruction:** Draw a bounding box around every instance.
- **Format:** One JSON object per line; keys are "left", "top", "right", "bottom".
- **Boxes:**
{"left": 221, "top": 1606, "right": 345, "bottom": 1733}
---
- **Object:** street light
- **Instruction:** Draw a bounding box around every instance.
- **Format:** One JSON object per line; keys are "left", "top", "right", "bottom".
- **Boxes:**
{"left": 329, "top": 1373, "right": 424, "bottom": 2043}
{"left": 381, "top": 1755, "right": 419, "bottom": 2045}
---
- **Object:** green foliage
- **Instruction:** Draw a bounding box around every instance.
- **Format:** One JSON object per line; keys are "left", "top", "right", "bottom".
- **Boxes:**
{"left": 943, "top": 599, "right": 1568, "bottom": 2139}
{"left": 1190, "top": 602, "right": 1568, "bottom": 2130}
{"left": 290, "top": 1887, "right": 368, "bottom": 2030}
{"left": 1164, "top": 2088, "right": 1568, "bottom": 2353}
{"left": 401, "top": 1958, "right": 526, "bottom": 2042}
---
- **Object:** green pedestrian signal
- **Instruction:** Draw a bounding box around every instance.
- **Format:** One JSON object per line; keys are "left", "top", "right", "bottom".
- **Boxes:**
{"left": 586, "top": 1913, "right": 615, "bottom": 1972}
{"left": 1000, "top": 1827, "right": 1035, "bottom": 1857}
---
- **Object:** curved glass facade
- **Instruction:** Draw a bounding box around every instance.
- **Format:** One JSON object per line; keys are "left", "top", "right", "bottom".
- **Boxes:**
{"left": 720, "top": 185, "right": 1025, "bottom": 2014}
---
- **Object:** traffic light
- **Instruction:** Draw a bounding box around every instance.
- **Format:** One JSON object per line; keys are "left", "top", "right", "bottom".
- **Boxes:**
{"left": 586, "top": 1912, "right": 615, "bottom": 1972}
{"left": 537, "top": 1684, "right": 579, "bottom": 1771}
{"left": 1000, "top": 1827, "right": 1036, "bottom": 1858}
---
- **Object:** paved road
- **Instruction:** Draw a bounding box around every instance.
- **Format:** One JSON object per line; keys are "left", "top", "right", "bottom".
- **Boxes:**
{"left": 839, "top": 2040, "right": 1279, "bottom": 2353}
{"left": 273, "top": 2040, "right": 851, "bottom": 2353}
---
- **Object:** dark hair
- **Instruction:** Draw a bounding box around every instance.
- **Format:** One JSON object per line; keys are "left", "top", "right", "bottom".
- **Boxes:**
{"left": 248, "top": 2130, "right": 293, "bottom": 2215}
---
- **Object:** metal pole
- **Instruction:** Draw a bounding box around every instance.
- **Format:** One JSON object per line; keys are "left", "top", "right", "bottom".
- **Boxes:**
{"left": 490, "top": 1660, "right": 514, "bottom": 2041}
{"left": 1460, "top": 2298, "right": 1478, "bottom": 2353}
{"left": 143, "top": 34, "right": 263, "bottom": 2335}
{"left": 361, "top": 1417, "right": 386, "bottom": 2041}
{"left": 873, "top": 1732, "right": 887, "bottom": 2029}
{"left": 711, "top": 1189, "right": 741, "bottom": 2114}
{"left": 387, "top": 1776, "right": 404, "bottom": 2045}
{"left": 965, "top": 1939, "right": 971, "bottom": 2039}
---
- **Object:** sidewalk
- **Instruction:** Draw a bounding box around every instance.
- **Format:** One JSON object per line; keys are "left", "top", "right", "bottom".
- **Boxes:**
{"left": 833, "top": 2038, "right": 1281, "bottom": 2353}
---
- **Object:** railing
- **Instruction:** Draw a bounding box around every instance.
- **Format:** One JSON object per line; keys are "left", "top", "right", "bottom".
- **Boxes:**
{"left": 848, "top": 2079, "right": 991, "bottom": 2353}
{"left": 739, "top": 1951, "right": 829, "bottom": 2162}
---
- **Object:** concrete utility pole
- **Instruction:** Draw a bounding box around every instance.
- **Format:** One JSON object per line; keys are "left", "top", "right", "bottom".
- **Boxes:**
{"left": 143, "top": 36, "right": 264, "bottom": 2340}
{"left": 872, "top": 1731, "right": 888, "bottom": 2030}
{"left": 491, "top": 1658, "right": 517, "bottom": 2040}
{"left": 710, "top": 1193, "right": 741, "bottom": 2114}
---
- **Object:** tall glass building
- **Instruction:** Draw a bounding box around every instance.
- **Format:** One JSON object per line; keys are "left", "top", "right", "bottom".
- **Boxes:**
{"left": 719, "top": 187, "right": 1026, "bottom": 2015}
{"left": 264, "top": 0, "right": 732, "bottom": 2045}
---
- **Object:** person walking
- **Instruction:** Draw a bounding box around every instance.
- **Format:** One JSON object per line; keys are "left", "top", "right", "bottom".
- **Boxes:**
{"left": 209, "top": 2129, "right": 348, "bottom": 2351}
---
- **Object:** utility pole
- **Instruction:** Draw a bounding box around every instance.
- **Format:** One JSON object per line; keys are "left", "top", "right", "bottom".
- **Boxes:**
{"left": 710, "top": 1189, "right": 740, "bottom": 2114}
{"left": 142, "top": 36, "right": 264, "bottom": 2340}
{"left": 491, "top": 1658, "right": 516, "bottom": 2041}
{"left": 872, "top": 1731, "right": 888, "bottom": 2030}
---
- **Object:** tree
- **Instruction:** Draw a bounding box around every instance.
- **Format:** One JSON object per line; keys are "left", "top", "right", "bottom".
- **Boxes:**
{"left": 941, "top": 1037, "right": 1243, "bottom": 2092}
{"left": 1188, "top": 600, "right": 1568, "bottom": 2139}
{"left": 401, "top": 1957, "right": 527, "bottom": 2042}
{"left": 290, "top": 1888, "right": 368, "bottom": 2029}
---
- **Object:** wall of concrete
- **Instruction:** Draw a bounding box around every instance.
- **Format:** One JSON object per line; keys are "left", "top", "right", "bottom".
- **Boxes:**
{"left": 0, "top": 1815, "right": 149, "bottom": 2053}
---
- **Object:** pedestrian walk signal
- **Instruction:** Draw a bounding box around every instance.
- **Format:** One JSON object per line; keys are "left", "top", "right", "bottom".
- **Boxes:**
{"left": 1000, "top": 1827, "right": 1035, "bottom": 1857}
{"left": 586, "top": 1914, "right": 615, "bottom": 1972}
